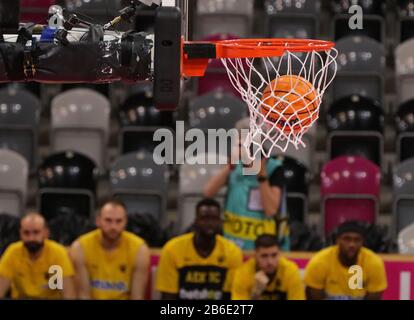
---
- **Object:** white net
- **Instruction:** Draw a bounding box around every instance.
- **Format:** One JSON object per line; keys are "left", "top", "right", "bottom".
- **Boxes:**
{"left": 220, "top": 45, "right": 338, "bottom": 159}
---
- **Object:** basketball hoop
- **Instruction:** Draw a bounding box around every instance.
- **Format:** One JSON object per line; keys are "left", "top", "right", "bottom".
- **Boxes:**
{"left": 183, "top": 38, "right": 338, "bottom": 158}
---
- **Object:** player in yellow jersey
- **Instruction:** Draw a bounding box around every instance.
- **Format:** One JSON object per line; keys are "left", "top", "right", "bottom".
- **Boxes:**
{"left": 304, "top": 221, "right": 387, "bottom": 300}
{"left": 70, "top": 199, "right": 150, "bottom": 300}
{"left": 0, "top": 213, "right": 76, "bottom": 299}
{"left": 232, "top": 234, "right": 304, "bottom": 300}
{"left": 156, "top": 198, "right": 243, "bottom": 300}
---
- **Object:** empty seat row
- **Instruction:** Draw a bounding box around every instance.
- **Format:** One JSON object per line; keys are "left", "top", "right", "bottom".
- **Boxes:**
{"left": 0, "top": 149, "right": 169, "bottom": 225}
{"left": 18, "top": 0, "right": 414, "bottom": 46}
{"left": 2, "top": 146, "right": 414, "bottom": 244}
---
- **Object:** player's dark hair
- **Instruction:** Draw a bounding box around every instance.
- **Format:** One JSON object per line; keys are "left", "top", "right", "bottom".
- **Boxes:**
{"left": 196, "top": 198, "right": 221, "bottom": 215}
{"left": 255, "top": 234, "right": 279, "bottom": 249}
{"left": 335, "top": 220, "right": 366, "bottom": 239}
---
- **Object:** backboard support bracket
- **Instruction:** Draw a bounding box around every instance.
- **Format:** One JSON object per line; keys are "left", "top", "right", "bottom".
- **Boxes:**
{"left": 154, "top": 6, "right": 182, "bottom": 110}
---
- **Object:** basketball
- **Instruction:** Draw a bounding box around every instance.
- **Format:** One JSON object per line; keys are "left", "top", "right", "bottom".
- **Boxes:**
{"left": 260, "top": 75, "right": 320, "bottom": 134}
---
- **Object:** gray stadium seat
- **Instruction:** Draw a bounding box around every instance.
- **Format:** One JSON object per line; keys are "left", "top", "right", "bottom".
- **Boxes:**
{"left": 177, "top": 152, "right": 228, "bottom": 235}
{"left": 0, "top": 149, "right": 28, "bottom": 217}
{"left": 264, "top": 0, "right": 320, "bottom": 38}
{"left": 265, "top": 0, "right": 320, "bottom": 14}
{"left": 51, "top": 88, "right": 110, "bottom": 172}
{"left": 0, "top": 87, "right": 41, "bottom": 172}
{"left": 333, "top": 15, "right": 385, "bottom": 43}
{"left": 393, "top": 159, "right": 414, "bottom": 236}
{"left": 269, "top": 134, "right": 313, "bottom": 171}
{"left": 189, "top": 90, "right": 248, "bottom": 132}
{"left": 188, "top": 90, "right": 247, "bottom": 157}
{"left": 398, "top": 223, "right": 414, "bottom": 255}
{"left": 396, "top": 39, "right": 414, "bottom": 104}
{"left": 110, "top": 151, "right": 169, "bottom": 225}
{"left": 332, "top": 36, "right": 385, "bottom": 104}
{"left": 195, "top": 0, "right": 254, "bottom": 38}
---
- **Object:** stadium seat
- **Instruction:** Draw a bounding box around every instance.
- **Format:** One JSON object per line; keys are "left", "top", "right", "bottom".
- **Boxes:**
{"left": 110, "top": 151, "right": 169, "bottom": 224}
{"left": 188, "top": 90, "right": 247, "bottom": 158}
{"left": 264, "top": 0, "right": 320, "bottom": 38}
{"left": 189, "top": 90, "right": 248, "bottom": 132}
{"left": 20, "top": 0, "right": 56, "bottom": 24}
{"left": 269, "top": 134, "right": 314, "bottom": 171}
{"left": 396, "top": 39, "right": 414, "bottom": 104}
{"left": 321, "top": 156, "right": 380, "bottom": 236}
{"left": 109, "top": 82, "right": 153, "bottom": 112}
{"left": 333, "top": 16, "right": 384, "bottom": 43}
{"left": 396, "top": 99, "right": 414, "bottom": 162}
{"left": 197, "top": 71, "right": 241, "bottom": 98}
{"left": 197, "top": 34, "right": 243, "bottom": 98}
{"left": 119, "top": 91, "right": 174, "bottom": 155}
{"left": 327, "top": 95, "right": 384, "bottom": 167}
{"left": 0, "top": 87, "right": 41, "bottom": 172}
{"left": 63, "top": 0, "right": 123, "bottom": 24}
{"left": 0, "top": 213, "right": 20, "bottom": 256}
{"left": 330, "top": 0, "right": 385, "bottom": 42}
{"left": 177, "top": 153, "right": 228, "bottom": 235}
{"left": 398, "top": 223, "right": 414, "bottom": 254}
{"left": 38, "top": 151, "right": 98, "bottom": 221}
{"left": 51, "top": 88, "right": 110, "bottom": 172}
{"left": 330, "top": 0, "right": 385, "bottom": 16}
{"left": 397, "top": 0, "right": 414, "bottom": 43}
{"left": 393, "top": 159, "right": 414, "bottom": 236}
{"left": 195, "top": 0, "right": 254, "bottom": 39}
{"left": 272, "top": 155, "right": 311, "bottom": 223}
{"left": 332, "top": 36, "right": 385, "bottom": 104}
{"left": 0, "top": 150, "right": 28, "bottom": 217}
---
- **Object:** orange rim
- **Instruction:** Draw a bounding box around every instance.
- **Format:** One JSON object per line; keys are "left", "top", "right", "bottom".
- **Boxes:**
{"left": 182, "top": 38, "right": 336, "bottom": 78}
{"left": 215, "top": 38, "right": 335, "bottom": 58}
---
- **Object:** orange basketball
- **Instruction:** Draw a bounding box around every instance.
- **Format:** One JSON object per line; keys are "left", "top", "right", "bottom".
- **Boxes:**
{"left": 260, "top": 75, "right": 320, "bottom": 134}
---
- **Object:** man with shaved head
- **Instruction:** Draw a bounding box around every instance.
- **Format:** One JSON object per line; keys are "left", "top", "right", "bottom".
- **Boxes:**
{"left": 70, "top": 199, "right": 150, "bottom": 300}
{"left": 0, "top": 213, "right": 76, "bottom": 299}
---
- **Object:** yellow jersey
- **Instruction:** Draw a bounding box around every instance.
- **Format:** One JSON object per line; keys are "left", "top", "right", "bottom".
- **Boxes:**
{"left": 0, "top": 240, "right": 74, "bottom": 299}
{"left": 304, "top": 245, "right": 387, "bottom": 300}
{"left": 232, "top": 256, "right": 305, "bottom": 300}
{"left": 156, "top": 233, "right": 243, "bottom": 300}
{"left": 78, "top": 229, "right": 145, "bottom": 300}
